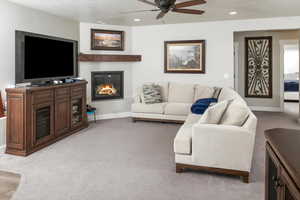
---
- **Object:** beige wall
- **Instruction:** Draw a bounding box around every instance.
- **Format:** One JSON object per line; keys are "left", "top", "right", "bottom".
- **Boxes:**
{"left": 234, "top": 30, "right": 300, "bottom": 109}
{"left": 79, "top": 23, "right": 133, "bottom": 116}
{"left": 0, "top": 0, "right": 79, "bottom": 100}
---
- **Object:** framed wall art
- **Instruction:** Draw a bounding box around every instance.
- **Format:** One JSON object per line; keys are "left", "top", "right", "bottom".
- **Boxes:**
{"left": 91, "top": 29, "right": 124, "bottom": 51}
{"left": 164, "top": 40, "right": 206, "bottom": 73}
{"left": 245, "top": 36, "right": 273, "bottom": 98}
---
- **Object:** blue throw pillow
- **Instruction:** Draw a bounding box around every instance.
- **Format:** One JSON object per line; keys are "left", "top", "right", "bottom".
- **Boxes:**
{"left": 191, "top": 98, "right": 218, "bottom": 115}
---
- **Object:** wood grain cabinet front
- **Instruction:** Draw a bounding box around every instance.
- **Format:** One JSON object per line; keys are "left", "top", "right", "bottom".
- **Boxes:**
{"left": 265, "top": 129, "right": 300, "bottom": 200}
{"left": 31, "top": 102, "right": 55, "bottom": 148}
{"left": 55, "top": 87, "right": 71, "bottom": 136}
{"left": 5, "top": 81, "right": 88, "bottom": 156}
{"left": 6, "top": 93, "right": 25, "bottom": 154}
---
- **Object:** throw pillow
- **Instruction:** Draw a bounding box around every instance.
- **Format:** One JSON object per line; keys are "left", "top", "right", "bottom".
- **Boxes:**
{"left": 219, "top": 99, "right": 250, "bottom": 126}
{"left": 191, "top": 98, "right": 218, "bottom": 115}
{"left": 141, "top": 84, "right": 163, "bottom": 104}
{"left": 198, "top": 100, "right": 229, "bottom": 125}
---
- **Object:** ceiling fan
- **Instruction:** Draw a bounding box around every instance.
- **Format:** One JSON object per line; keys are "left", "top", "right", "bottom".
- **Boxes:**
{"left": 123, "top": 0, "right": 206, "bottom": 20}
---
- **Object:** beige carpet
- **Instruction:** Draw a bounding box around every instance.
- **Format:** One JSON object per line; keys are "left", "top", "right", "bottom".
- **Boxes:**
{"left": 0, "top": 171, "right": 21, "bottom": 200}
{"left": 0, "top": 104, "right": 299, "bottom": 200}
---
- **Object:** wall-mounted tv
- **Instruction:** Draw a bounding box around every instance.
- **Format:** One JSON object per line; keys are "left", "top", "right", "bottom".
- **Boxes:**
{"left": 15, "top": 31, "right": 78, "bottom": 84}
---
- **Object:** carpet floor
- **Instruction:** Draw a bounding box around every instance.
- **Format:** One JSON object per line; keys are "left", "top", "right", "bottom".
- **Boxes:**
{"left": 0, "top": 171, "right": 21, "bottom": 200}
{"left": 0, "top": 104, "right": 299, "bottom": 200}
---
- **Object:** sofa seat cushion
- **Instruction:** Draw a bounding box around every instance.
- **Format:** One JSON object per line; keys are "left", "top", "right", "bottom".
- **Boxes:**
{"left": 174, "top": 114, "right": 201, "bottom": 155}
{"left": 168, "top": 83, "right": 195, "bottom": 103}
{"left": 164, "top": 103, "right": 192, "bottom": 116}
{"left": 185, "top": 113, "right": 202, "bottom": 125}
{"left": 131, "top": 103, "right": 166, "bottom": 114}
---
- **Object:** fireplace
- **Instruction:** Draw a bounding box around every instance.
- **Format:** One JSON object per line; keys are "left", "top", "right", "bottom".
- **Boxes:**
{"left": 91, "top": 71, "right": 124, "bottom": 101}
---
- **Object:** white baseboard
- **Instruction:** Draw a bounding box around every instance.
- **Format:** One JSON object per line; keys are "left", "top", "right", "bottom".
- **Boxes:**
{"left": 92, "top": 112, "right": 132, "bottom": 121}
{"left": 0, "top": 145, "right": 6, "bottom": 154}
{"left": 250, "top": 106, "right": 282, "bottom": 112}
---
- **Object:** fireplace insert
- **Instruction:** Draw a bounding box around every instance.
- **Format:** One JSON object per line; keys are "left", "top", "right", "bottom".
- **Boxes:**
{"left": 91, "top": 71, "right": 124, "bottom": 101}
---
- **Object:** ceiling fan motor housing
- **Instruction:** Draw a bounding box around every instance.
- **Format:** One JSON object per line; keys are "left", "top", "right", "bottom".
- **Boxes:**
{"left": 155, "top": 0, "right": 176, "bottom": 12}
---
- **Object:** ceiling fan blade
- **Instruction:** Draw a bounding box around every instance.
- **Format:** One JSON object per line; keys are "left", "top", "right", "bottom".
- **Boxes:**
{"left": 138, "top": 0, "right": 157, "bottom": 6}
{"left": 121, "top": 9, "right": 160, "bottom": 14}
{"left": 175, "top": 0, "right": 206, "bottom": 9}
{"left": 156, "top": 11, "right": 167, "bottom": 19}
{"left": 172, "top": 8, "right": 205, "bottom": 15}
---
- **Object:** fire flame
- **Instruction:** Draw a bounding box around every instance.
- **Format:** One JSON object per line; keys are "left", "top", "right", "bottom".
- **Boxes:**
{"left": 97, "top": 84, "right": 117, "bottom": 96}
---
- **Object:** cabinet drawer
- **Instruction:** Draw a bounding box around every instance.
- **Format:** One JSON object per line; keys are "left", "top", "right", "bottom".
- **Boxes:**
{"left": 71, "top": 85, "right": 84, "bottom": 97}
{"left": 32, "top": 90, "right": 53, "bottom": 104}
{"left": 55, "top": 87, "right": 70, "bottom": 99}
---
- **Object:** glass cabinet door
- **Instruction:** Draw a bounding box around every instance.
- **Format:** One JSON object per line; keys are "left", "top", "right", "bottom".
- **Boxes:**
{"left": 32, "top": 102, "right": 54, "bottom": 147}
{"left": 71, "top": 98, "right": 83, "bottom": 128}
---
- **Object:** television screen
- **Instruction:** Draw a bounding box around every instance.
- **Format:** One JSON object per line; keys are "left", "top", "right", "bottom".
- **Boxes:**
{"left": 15, "top": 31, "right": 78, "bottom": 84}
{"left": 25, "top": 36, "right": 74, "bottom": 79}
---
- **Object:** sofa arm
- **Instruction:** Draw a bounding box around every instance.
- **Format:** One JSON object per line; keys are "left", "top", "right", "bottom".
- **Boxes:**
{"left": 191, "top": 124, "right": 256, "bottom": 172}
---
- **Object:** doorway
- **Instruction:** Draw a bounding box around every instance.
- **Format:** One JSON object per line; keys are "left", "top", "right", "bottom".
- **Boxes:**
{"left": 280, "top": 40, "right": 299, "bottom": 114}
{"left": 234, "top": 30, "right": 300, "bottom": 116}
{"left": 283, "top": 42, "right": 299, "bottom": 102}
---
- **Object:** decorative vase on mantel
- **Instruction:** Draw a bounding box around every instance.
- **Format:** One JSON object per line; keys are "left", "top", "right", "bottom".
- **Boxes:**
{"left": 0, "top": 91, "right": 4, "bottom": 118}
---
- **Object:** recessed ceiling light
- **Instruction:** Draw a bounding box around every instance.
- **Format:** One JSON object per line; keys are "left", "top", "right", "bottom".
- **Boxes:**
{"left": 134, "top": 18, "right": 141, "bottom": 22}
{"left": 229, "top": 11, "right": 238, "bottom": 15}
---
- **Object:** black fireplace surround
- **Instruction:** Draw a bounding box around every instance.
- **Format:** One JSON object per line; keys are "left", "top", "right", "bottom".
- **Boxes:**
{"left": 91, "top": 71, "right": 124, "bottom": 101}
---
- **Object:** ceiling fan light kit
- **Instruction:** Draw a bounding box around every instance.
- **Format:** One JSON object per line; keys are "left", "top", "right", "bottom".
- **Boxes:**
{"left": 134, "top": 0, "right": 206, "bottom": 20}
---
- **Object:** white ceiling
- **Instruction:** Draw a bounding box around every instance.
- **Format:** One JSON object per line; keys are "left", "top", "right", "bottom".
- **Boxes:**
{"left": 7, "top": 0, "right": 300, "bottom": 26}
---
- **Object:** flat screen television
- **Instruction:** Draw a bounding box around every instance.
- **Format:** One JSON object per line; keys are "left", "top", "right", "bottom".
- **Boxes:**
{"left": 15, "top": 31, "right": 78, "bottom": 84}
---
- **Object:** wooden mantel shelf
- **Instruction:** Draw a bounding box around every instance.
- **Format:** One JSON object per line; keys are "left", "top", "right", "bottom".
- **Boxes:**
{"left": 78, "top": 53, "right": 142, "bottom": 62}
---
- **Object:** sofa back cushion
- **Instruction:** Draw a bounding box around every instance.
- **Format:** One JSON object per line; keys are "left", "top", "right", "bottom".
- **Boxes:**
{"left": 218, "top": 88, "right": 237, "bottom": 102}
{"left": 219, "top": 99, "right": 250, "bottom": 126}
{"left": 193, "top": 85, "right": 215, "bottom": 102}
{"left": 168, "top": 83, "right": 195, "bottom": 103}
{"left": 198, "top": 100, "right": 229, "bottom": 124}
{"left": 218, "top": 87, "right": 247, "bottom": 105}
{"left": 212, "top": 87, "right": 222, "bottom": 99}
{"left": 242, "top": 112, "right": 257, "bottom": 133}
{"left": 157, "top": 82, "right": 169, "bottom": 102}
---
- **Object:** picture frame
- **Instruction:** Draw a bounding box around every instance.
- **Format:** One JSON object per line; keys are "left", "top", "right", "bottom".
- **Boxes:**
{"left": 245, "top": 36, "right": 273, "bottom": 98}
{"left": 164, "top": 40, "right": 206, "bottom": 74}
{"left": 91, "top": 29, "right": 124, "bottom": 51}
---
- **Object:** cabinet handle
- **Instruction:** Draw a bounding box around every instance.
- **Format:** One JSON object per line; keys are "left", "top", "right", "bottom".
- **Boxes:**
{"left": 274, "top": 179, "right": 284, "bottom": 188}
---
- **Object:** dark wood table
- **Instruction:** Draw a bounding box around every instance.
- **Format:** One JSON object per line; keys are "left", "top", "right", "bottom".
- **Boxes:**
{"left": 265, "top": 128, "right": 300, "bottom": 200}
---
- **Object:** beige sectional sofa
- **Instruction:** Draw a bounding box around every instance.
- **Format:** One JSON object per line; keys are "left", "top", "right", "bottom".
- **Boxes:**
{"left": 132, "top": 82, "right": 257, "bottom": 183}
{"left": 132, "top": 82, "right": 215, "bottom": 122}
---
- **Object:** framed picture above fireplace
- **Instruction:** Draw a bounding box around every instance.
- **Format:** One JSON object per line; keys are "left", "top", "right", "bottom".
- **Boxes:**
{"left": 91, "top": 71, "right": 124, "bottom": 101}
{"left": 91, "top": 29, "right": 124, "bottom": 51}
